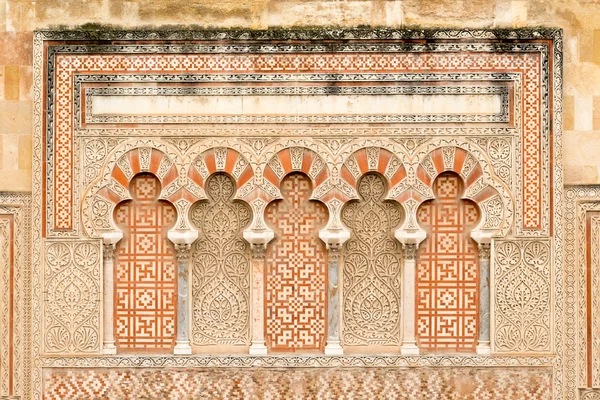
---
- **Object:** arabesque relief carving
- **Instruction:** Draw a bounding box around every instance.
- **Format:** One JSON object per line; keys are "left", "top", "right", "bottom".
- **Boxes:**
{"left": 190, "top": 173, "right": 252, "bottom": 346}
{"left": 341, "top": 173, "right": 403, "bottom": 346}
{"left": 43, "top": 241, "right": 101, "bottom": 354}
{"left": 494, "top": 240, "right": 551, "bottom": 353}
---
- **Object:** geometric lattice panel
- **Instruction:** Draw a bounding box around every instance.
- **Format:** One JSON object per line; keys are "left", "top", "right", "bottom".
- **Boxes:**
{"left": 416, "top": 172, "right": 480, "bottom": 352}
{"left": 114, "top": 174, "right": 177, "bottom": 352}
{"left": 341, "top": 173, "right": 403, "bottom": 347}
{"left": 190, "top": 173, "right": 252, "bottom": 347}
{"left": 264, "top": 173, "right": 328, "bottom": 352}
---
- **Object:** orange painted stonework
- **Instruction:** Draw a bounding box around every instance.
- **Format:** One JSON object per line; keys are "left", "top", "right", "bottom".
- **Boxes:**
{"left": 114, "top": 174, "right": 178, "bottom": 352}
{"left": 264, "top": 173, "right": 328, "bottom": 352}
{"left": 416, "top": 173, "right": 480, "bottom": 352}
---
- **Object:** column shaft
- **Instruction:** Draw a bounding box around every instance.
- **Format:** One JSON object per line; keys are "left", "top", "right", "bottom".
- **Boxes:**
{"left": 174, "top": 243, "right": 192, "bottom": 355}
{"left": 476, "top": 243, "right": 492, "bottom": 355}
{"left": 400, "top": 244, "right": 419, "bottom": 355}
{"left": 324, "top": 246, "right": 343, "bottom": 355}
{"left": 102, "top": 244, "right": 117, "bottom": 354}
{"left": 249, "top": 244, "right": 268, "bottom": 355}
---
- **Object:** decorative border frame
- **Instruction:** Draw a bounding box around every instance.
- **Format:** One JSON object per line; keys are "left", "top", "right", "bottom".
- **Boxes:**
{"left": 563, "top": 187, "right": 600, "bottom": 400}
{"left": 0, "top": 193, "right": 31, "bottom": 400}
{"left": 32, "top": 29, "right": 563, "bottom": 400}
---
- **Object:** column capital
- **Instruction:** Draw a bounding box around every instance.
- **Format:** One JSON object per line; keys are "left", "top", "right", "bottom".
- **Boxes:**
{"left": 103, "top": 243, "right": 117, "bottom": 261}
{"left": 174, "top": 243, "right": 192, "bottom": 261}
{"left": 250, "top": 243, "right": 267, "bottom": 260}
{"left": 327, "top": 243, "right": 342, "bottom": 261}
{"left": 102, "top": 231, "right": 123, "bottom": 261}
{"left": 403, "top": 243, "right": 418, "bottom": 260}
{"left": 478, "top": 243, "right": 491, "bottom": 259}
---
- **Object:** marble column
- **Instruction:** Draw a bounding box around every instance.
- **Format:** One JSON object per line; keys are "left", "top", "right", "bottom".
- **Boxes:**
{"left": 324, "top": 244, "right": 343, "bottom": 355}
{"left": 102, "top": 232, "right": 122, "bottom": 355}
{"left": 173, "top": 243, "right": 192, "bottom": 355}
{"left": 476, "top": 242, "right": 492, "bottom": 355}
{"left": 400, "top": 243, "right": 419, "bottom": 355}
{"left": 249, "top": 243, "right": 268, "bottom": 355}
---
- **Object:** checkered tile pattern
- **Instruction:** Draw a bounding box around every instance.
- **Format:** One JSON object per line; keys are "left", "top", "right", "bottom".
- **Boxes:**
{"left": 42, "top": 367, "right": 552, "bottom": 400}
{"left": 114, "top": 174, "right": 178, "bottom": 351}
{"left": 264, "top": 173, "right": 328, "bottom": 352}
{"left": 416, "top": 173, "right": 479, "bottom": 352}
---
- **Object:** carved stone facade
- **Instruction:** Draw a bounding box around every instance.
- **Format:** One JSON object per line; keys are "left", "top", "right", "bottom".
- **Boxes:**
{"left": 12, "top": 29, "right": 565, "bottom": 398}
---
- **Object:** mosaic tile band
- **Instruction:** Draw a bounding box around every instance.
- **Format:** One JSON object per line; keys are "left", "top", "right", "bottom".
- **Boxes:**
{"left": 42, "top": 366, "right": 552, "bottom": 400}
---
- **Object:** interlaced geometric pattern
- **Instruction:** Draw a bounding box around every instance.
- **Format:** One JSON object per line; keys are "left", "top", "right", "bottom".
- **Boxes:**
{"left": 416, "top": 172, "right": 480, "bottom": 352}
{"left": 264, "top": 173, "right": 328, "bottom": 352}
{"left": 114, "top": 174, "right": 177, "bottom": 352}
{"left": 341, "top": 173, "right": 403, "bottom": 346}
{"left": 190, "top": 173, "right": 252, "bottom": 346}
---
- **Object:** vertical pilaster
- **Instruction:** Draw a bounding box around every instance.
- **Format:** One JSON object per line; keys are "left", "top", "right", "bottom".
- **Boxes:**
{"left": 102, "top": 232, "right": 122, "bottom": 355}
{"left": 476, "top": 242, "right": 492, "bottom": 355}
{"left": 249, "top": 243, "right": 268, "bottom": 355}
{"left": 173, "top": 243, "right": 192, "bottom": 355}
{"left": 102, "top": 243, "right": 117, "bottom": 354}
{"left": 324, "top": 244, "right": 343, "bottom": 355}
{"left": 400, "top": 243, "right": 419, "bottom": 355}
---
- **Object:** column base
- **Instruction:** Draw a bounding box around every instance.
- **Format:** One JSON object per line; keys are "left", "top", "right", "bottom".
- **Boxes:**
{"left": 173, "top": 340, "right": 192, "bottom": 355}
{"left": 324, "top": 340, "right": 344, "bottom": 355}
{"left": 476, "top": 341, "right": 492, "bottom": 355}
{"left": 102, "top": 341, "right": 117, "bottom": 355}
{"left": 249, "top": 340, "right": 268, "bottom": 355}
{"left": 400, "top": 341, "right": 420, "bottom": 355}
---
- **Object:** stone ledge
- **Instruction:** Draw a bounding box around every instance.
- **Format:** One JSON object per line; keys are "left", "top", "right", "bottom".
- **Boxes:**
{"left": 39, "top": 354, "right": 554, "bottom": 368}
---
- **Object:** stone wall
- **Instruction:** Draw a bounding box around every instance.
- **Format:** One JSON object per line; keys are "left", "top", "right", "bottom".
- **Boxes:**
{"left": 0, "top": 0, "right": 600, "bottom": 190}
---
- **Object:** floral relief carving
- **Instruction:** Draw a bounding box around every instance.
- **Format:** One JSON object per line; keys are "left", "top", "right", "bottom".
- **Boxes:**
{"left": 341, "top": 173, "right": 403, "bottom": 346}
{"left": 44, "top": 241, "right": 101, "bottom": 353}
{"left": 494, "top": 240, "right": 551, "bottom": 352}
{"left": 190, "top": 174, "right": 252, "bottom": 346}
{"left": 581, "top": 389, "right": 600, "bottom": 400}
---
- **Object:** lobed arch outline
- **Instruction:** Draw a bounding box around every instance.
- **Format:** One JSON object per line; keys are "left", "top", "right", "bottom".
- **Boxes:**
{"left": 339, "top": 145, "right": 410, "bottom": 203}
{"left": 187, "top": 146, "right": 256, "bottom": 203}
{"left": 81, "top": 139, "right": 191, "bottom": 239}
{"left": 245, "top": 145, "right": 334, "bottom": 247}
{"left": 262, "top": 145, "right": 332, "bottom": 203}
{"left": 404, "top": 140, "right": 514, "bottom": 240}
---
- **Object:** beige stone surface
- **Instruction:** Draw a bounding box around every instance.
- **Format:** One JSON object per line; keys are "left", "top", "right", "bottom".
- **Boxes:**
{"left": 2, "top": 0, "right": 600, "bottom": 189}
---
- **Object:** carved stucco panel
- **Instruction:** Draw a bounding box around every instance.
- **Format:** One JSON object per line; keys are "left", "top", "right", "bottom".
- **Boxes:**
{"left": 493, "top": 240, "right": 551, "bottom": 353}
{"left": 43, "top": 240, "right": 101, "bottom": 354}
{"left": 190, "top": 174, "right": 252, "bottom": 347}
{"left": 341, "top": 173, "right": 403, "bottom": 347}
